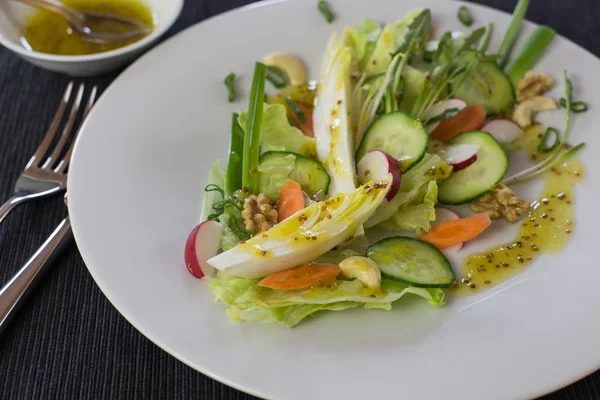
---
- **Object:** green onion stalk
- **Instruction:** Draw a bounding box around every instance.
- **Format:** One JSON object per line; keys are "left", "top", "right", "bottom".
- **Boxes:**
{"left": 242, "top": 62, "right": 267, "bottom": 194}
{"left": 506, "top": 26, "right": 555, "bottom": 85}
{"left": 496, "top": 0, "right": 529, "bottom": 67}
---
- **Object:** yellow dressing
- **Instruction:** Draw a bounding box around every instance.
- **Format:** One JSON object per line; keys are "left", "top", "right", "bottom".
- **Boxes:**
{"left": 22, "top": 0, "right": 154, "bottom": 56}
{"left": 451, "top": 124, "right": 584, "bottom": 295}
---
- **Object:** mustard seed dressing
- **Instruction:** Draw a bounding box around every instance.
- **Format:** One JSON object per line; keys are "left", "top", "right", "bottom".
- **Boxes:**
{"left": 451, "top": 124, "right": 584, "bottom": 295}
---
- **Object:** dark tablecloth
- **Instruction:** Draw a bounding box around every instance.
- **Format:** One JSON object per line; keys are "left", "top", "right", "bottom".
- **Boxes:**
{"left": 1, "top": 0, "right": 599, "bottom": 398}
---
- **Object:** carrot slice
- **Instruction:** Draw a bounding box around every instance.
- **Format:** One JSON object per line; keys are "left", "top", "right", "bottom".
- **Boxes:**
{"left": 418, "top": 213, "right": 492, "bottom": 249}
{"left": 258, "top": 264, "right": 341, "bottom": 290}
{"left": 278, "top": 180, "right": 304, "bottom": 222}
{"left": 288, "top": 103, "right": 314, "bottom": 138}
{"left": 430, "top": 104, "right": 487, "bottom": 142}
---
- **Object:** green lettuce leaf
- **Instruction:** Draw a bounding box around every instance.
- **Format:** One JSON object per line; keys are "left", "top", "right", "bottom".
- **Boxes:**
{"left": 378, "top": 180, "right": 438, "bottom": 233}
{"left": 344, "top": 19, "right": 382, "bottom": 70}
{"left": 362, "top": 8, "right": 427, "bottom": 77}
{"left": 200, "top": 161, "right": 226, "bottom": 221}
{"left": 257, "top": 153, "right": 296, "bottom": 201}
{"left": 239, "top": 103, "right": 316, "bottom": 158}
{"left": 365, "top": 153, "right": 451, "bottom": 228}
{"left": 210, "top": 272, "right": 445, "bottom": 327}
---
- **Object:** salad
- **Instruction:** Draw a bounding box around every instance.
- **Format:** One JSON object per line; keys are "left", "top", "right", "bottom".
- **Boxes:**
{"left": 184, "top": 1, "right": 587, "bottom": 327}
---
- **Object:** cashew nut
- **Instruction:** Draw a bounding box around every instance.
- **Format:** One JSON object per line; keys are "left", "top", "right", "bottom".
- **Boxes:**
{"left": 263, "top": 53, "right": 308, "bottom": 87}
{"left": 338, "top": 256, "right": 381, "bottom": 288}
{"left": 513, "top": 96, "right": 557, "bottom": 128}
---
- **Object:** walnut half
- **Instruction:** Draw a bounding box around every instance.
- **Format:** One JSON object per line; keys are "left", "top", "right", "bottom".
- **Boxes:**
{"left": 242, "top": 194, "right": 278, "bottom": 233}
{"left": 469, "top": 184, "right": 531, "bottom": 223}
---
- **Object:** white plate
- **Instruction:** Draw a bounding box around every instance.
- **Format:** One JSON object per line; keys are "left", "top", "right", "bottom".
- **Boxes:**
{"left": 68, "top": 0, "right": 600, "bottom": 398}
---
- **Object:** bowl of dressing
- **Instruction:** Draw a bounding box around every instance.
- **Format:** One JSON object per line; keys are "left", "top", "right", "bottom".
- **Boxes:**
{"left": 0, "top": 0, "right": 183, "bottom": 76}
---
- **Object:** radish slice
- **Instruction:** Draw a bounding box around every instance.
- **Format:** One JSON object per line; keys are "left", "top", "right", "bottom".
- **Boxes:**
{"left": 481, "top": 118, "right": 524, "bottom": 144}
{"left": 433, "top": 207, "right": 463, "bottom": 253}
{"left": 435, "top": 143, "right": 479, "bottom": 171}
{"left": 425, "top": 98, "right": 467, "bottom": 133}
{"left": 357, "top": 150, "right": 402, "bottom": 200}
{"left": 184, "top": 220, "right": 223, "bottom": 279}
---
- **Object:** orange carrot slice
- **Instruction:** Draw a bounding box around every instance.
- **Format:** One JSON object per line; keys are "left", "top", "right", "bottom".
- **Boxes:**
{"left": 418, "top": 213, "right": 492, "bottom": 249}
{"left": 278, "top": 180, "right": 304, "bottom": 222}
{"left": 430, "top": 104, "right": 487, "bottom": 142}
{"left": 258, "top": 264, "right": 341, "bottom": 290}
{"left": 288, "top": 103, "right": 314, "bottom": 138}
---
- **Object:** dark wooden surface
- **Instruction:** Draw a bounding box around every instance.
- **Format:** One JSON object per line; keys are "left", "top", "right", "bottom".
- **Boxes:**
{"left": 0, "top": 0, "right": 598, "bottom": 398}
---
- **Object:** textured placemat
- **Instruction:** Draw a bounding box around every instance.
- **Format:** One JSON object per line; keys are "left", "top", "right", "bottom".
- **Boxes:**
{"left": 0, "top": 1, "right": 598, "bottom": 399}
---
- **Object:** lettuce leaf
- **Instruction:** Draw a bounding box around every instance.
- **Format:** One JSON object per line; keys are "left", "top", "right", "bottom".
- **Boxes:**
{"left": 365, "top": 154, "right": 451, "bottom": 228}
{"left": 210, "top": 272, "right": 445, "bottom": 327}
{"left": 344, "top": 19, "right": 382, "bottom": 71}
{"left": 362, "top": 9, "right": 427, "bottom": 77}
{"left": 239, "top": 103, "right": 316, "bottom": 158}
{"left": 378, "top": 180, "right": 438, "bottom": 233}
{"left": 200, "top": 161, "right": 226, "bottom": 221}
{"left": 257, "top": 153, "right": 296, "bottom": 201}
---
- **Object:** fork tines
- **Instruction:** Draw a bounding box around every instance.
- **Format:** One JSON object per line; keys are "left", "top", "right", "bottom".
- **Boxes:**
{"left": 25, "top": 82, "right": 98, "bottom": 174}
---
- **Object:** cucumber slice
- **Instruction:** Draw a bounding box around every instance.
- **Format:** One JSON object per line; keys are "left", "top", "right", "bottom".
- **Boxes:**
{"left": 367, "top": 237, "right": 455, "bottom": 288}
{"left": 438, "top": 130, "right": 508, "bottom": 205}
{"left": 452, "top": 51, "right": 515, "bottom": 114}
{"left": 355, "top": 111, "right": 429, "bottom": 171}
{"left": 258, "top": 151, "right": 330, "bottom": 201}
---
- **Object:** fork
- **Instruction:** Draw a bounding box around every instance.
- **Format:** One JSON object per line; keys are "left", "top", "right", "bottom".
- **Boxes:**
{"left": 0, "top": 82, "right": 97, "bottom": 224}
{"left": 0, "top": 84, "right": 97, "bottom": 334}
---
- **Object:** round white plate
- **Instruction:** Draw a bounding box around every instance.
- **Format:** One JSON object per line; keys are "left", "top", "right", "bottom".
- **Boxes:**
{"left": 68, "top": 0, "right": 600, "bottom": 398}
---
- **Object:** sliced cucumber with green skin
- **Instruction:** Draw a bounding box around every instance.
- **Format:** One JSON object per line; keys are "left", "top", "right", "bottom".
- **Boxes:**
{"left": 355, "top": 111, "right": 429, "bottom": 172}
{"left": 258, "top": 151, "right": 330, "bottom": 200}
{"left": 452, "top": 51, "right": 515, "bottom": 114}
{"left": 438, "top": 130, "right": 508, "bottom": 205}
{"left": 367, "top": 237, "right": 455, "bottom": 288}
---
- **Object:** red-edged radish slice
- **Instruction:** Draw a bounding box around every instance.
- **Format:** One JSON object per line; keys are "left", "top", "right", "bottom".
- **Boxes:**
{"left": 184, "top": 220, "right": 223, "bottom": 279}
{"left": 357, "top": 150, "right": 402, "bottom": 200}
{"left": 434, "top": 143, "right": 479, "bottom": 171}
{"left": 433, "top": 207, "right": 463, "bottom": 252}
{"left": 426, "top": 98, "right": 467, "bottom": 133}
{"left": 481, "top": 118, "right": 524, "bottom": 144}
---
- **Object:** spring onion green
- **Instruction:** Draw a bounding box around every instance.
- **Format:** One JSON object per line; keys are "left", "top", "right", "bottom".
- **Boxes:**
{"left": 506, "top": 26, "right": 555, "bottom": 85}
{"left": 538, "top": 127, "right": 560, "bottom": 153}
{"left": 496, "top": 0, "right": 529, "bottom": 67}
{"left": 224, "top": 72, "right": 236, "bottom": 102}
{"left": 241, "top": 62, "right": 267, "bottom": 193}
{"left": 265, "top": 66, "right": 288, "bottom": 88}
{"left": 458, "top": 6, "right": 473, "bottom": 27}
{"left": 560, "top": 98, "right": 588, "bottom": 113}
{"left": 225, "top": 113, "right": 244, "bottom": 196}
{"left": 284, "top": 97, "right": 306, "bottom": 123}
{"left": 318, "top": 0, "right": 334, "bottom": 23}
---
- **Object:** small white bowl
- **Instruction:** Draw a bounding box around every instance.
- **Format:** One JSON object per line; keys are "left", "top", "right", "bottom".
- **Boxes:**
{"left": 0, "top": 0, "right": 183, "bottom": 76}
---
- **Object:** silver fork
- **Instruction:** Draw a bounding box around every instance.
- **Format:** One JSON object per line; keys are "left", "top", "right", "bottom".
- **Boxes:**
{"left": 0, "top": 84, "right": 97, "bottom": 334}
{"left": 0, "top": 82, "right": 97, "bottom": 224}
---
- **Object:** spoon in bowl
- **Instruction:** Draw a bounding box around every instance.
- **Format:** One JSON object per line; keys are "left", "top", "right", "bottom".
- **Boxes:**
{"left": 14, "top": 0, "right": 151, "bottom": 44}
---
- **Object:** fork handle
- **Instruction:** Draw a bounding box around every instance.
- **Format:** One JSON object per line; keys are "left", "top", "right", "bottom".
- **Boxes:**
{"left": 0, "top": 192, "right": 30, "bottom": 225}
{"left": 0, "top": 217, "right": 72, "bottom": 335}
